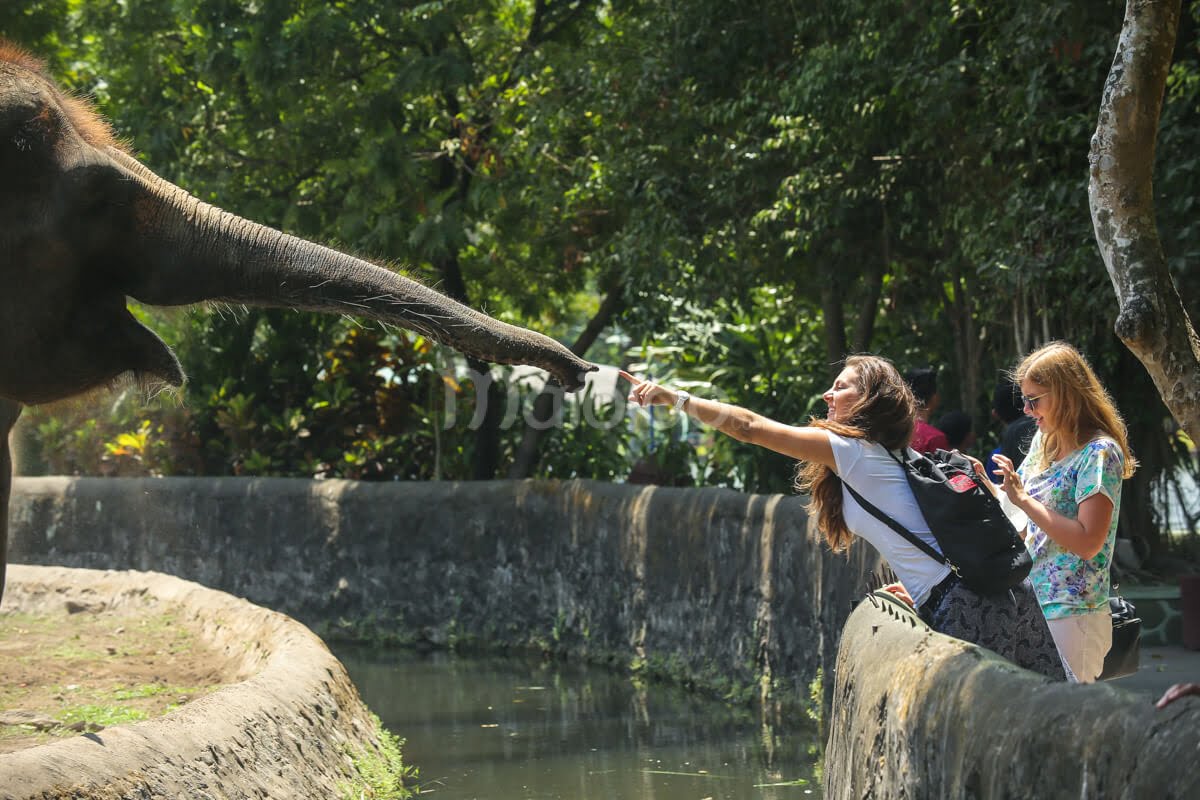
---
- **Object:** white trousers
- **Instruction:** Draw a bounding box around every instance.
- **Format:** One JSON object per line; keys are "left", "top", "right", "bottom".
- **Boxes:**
{"left": 1047, "top": 609, "right": 1112, "bottom": 683}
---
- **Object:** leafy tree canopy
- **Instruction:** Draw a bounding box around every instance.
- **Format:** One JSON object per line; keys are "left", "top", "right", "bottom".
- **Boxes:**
{"left": 4, "top": 0, "right": 1199, "bottom": 565}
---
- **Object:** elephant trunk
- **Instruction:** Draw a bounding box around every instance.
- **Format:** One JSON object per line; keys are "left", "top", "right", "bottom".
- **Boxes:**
{"left": 108, "top": 149, "right": 594, "bottom": 390}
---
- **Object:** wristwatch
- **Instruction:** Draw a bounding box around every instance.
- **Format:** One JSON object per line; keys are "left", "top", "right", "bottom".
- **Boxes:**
{"left": 673, "top": 390, "right": 691, "bottom": 412}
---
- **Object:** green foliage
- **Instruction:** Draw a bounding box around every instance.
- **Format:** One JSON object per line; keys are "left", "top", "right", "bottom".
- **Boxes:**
{"left": 56, "top": 703, "right": 148, "bottom": 728}
{"left": 338, "top": 714, "right": 417, "bottom": 800}
{"left": 622, "top": 286, "right": 828, "bottom": 492}
{"left": 807, "top": 667, "right": 824, "bottom": 726}
{"left": 516, "top": 386, "right": 636, "bottom": 481}
{"left": 20, "top": 390, "right": 188, "bottom": 478}
{"left": 1158, "top": 1, "right": 1200, "bottom": 319}
{"left": 5, "top": 1, "right": 1199, "bottom": 558}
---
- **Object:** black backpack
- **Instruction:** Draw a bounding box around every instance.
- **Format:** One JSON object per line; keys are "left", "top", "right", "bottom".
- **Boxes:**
{"left": 843, "top": 447, "right": 1032, "bottom": 596}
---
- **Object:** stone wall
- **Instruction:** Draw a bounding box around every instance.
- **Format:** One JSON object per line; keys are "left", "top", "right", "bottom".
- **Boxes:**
{"left": 824, "top": 592, "right": 1200, "bottom": 798}
{"left": 0, "top": 564, "right": 387, "bottom": 800}
{"left": 13, "top": 478, "right": 1197, "bottom": 797}
{"left": 8, "top": 477, "right": 872, "bottom": 715}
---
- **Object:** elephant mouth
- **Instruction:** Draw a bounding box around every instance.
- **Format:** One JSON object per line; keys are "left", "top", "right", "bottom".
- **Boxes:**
{"left": 123, "top": 349, "right": 187, "bottom": 392}
{"left": 113, "top": 308, "right": 187, "bottom": 391}
{"left": 113, "top": 364, "right": 185, "bottom": 398}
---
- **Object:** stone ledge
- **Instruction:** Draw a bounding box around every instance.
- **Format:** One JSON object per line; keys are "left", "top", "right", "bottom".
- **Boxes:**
{"left": 824, "top": 592, "right": 1200, "bottom": 799}
{"left": 1120, "top": 584, "right": 1181, "bottom": 600}
{"left": 9, "top": 477, "right": 871, "bottom": 718}
{"left": 0, "top": 564, "right": 385, "bottom": 800}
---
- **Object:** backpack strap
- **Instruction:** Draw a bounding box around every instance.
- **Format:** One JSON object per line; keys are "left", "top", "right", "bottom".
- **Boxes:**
{"left": 841, "top": 477, "right": 956, "bottom": 574}
{"left": 885, "top": 446, "right": 920, "bottom": 468}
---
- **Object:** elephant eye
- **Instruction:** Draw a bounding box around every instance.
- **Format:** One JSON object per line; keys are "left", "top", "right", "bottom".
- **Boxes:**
{"left": 22, "top": 103, "right": 58, "bottom": 144}
{"left": 72, "top": 163, "right": 131, "bottom": 214}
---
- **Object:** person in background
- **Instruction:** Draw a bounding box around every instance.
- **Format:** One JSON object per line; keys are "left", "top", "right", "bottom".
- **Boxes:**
{"left": 985, "top": 379, "right": 1036, "bottom": 482}
{"left": 622, "top": 355, "right": 1064, "bottom": 680}
{"left": 992, "top": 341, "right": 1137, "bottom": 683}
{"left": 904, "top": 367, "right": 950, "bottom": 454}
{"left": 935, "top": 410, "right": 976, "bottom": 452}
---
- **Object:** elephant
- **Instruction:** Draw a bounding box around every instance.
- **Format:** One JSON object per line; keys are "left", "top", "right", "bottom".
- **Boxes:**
{"left": 0, "top": 41, "right": 597, "bottom": 601}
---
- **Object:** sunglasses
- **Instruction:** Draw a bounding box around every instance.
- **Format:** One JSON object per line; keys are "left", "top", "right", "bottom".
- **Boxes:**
{"left": 1022, "top": 392, "right": 1048, "bottom": 410}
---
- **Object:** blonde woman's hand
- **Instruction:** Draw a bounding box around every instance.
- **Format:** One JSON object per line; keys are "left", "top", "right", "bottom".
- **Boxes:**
{"left": 992, "top": 453, "right": 1031, "bottom": 508}
{"left": 960, "top": 453, "right": 1000, "bottom": 497}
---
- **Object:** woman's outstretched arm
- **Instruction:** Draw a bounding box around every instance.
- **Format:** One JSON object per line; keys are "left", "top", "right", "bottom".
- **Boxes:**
{"left": 621, "top": 372, "right": 836, "bottom": 469}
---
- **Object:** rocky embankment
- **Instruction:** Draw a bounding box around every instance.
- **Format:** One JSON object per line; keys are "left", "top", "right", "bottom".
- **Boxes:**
{"left": 0, "top": 564, "right": 387, "bottom": 800}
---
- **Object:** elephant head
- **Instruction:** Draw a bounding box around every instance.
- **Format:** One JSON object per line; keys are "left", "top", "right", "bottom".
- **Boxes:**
{"left": 0, "top": 42, "right": 597, "bottom": 600}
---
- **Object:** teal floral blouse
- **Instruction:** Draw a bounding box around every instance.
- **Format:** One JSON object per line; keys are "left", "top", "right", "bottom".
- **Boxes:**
{"left": 1019, "top": 431, "right": 1125, "bottom": 620}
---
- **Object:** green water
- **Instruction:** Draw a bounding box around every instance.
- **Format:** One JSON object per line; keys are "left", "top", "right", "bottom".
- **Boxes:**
{"left": 334, "top": 646, "right": 824, "bottom": 800}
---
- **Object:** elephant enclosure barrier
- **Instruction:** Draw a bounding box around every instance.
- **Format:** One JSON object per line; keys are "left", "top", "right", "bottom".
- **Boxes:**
{"left": 8, "top": 477, "right": 867, "bottom": 717}
{"left": 0, "top": 563, "right": 386, "bottom": 799}
{"left": 8, "top": 477, "right": 1199, "bottom": 798}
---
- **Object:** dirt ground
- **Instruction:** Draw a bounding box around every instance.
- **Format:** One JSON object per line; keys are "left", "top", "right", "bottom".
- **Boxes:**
{"left": 0, "top": 603, "right": 237, "bottom": 754}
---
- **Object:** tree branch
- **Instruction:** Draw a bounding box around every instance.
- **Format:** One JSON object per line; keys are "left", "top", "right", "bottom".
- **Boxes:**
{"left": 1089, "top": 0, "right": 1200, "bottom": 440}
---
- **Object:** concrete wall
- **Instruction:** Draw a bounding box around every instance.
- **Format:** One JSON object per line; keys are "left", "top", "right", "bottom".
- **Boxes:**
{"left": 8, "top": 477, "right": 872, "bottom": 715}
{"left": 0, "top": 564, "right": 387, "bottom": 800}
{"left": 824, "top": 592, "right": 1200, "bottom": 799}
{"left": 13, "top": 478, "right": 1199, "bottom": 797}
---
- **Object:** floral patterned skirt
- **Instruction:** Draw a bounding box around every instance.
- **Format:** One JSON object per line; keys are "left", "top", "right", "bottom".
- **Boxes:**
{"left": 920, "top": 577, "right": 1066, "bottom": 681}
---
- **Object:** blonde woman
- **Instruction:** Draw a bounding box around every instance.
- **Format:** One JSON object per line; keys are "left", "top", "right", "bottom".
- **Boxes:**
{"left": 993, "top": 341, "right": 1137, "bottom": 683}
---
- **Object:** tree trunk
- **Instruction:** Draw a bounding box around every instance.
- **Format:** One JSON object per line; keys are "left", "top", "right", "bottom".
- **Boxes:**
{"left": 1090, "top": 0, "right": 1200, "bottom": 443}
{"left": 850, "top": 222, "right": 887, "bottom": 353}
{"left": 507, "top": 282, "right": 625, "bottom": 478}
{"left": 432, "top": 247, "right": 506, "bottom": 480}
{"left": 819, "top": 267, "right": 848, "bottom": 370}
{"left": 941, "top": 261, "right": 982, "bottom": 413}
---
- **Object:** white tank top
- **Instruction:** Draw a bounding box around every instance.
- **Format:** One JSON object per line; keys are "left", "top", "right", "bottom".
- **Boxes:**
{"left": 827, "top": 432, "right": 952, "bottom": 606}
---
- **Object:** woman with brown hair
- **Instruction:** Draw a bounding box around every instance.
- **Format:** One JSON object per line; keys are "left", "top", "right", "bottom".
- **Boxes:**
{"left": 993, "top": 341, "right": 1137, "bottom": 683}
{"left": 623, "top": 354, "right": 1064, "bottom": 679}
